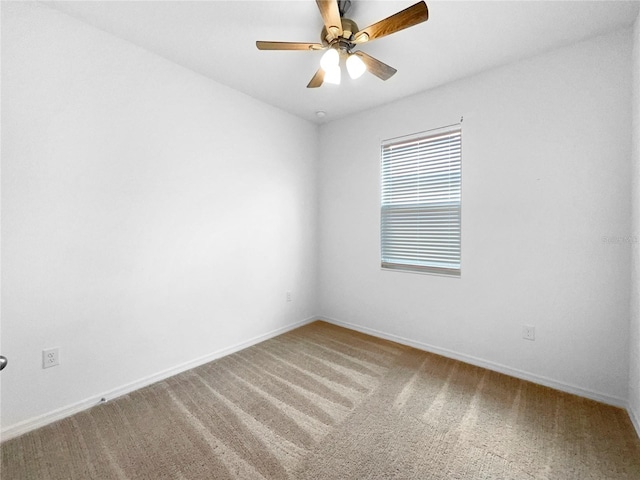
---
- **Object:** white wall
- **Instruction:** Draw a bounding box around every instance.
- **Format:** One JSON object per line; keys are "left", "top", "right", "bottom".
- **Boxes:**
{"left": 1, "top": 2, "right": 318, "bottom": 435}
{"left": 318, "top": 29, "right": 633, "bottom": 404}
{"left": 630, "top": 12, "right": 640, "bottom": 434}
{"left": 1, "top": 0, "right": 636, "bottom": 441}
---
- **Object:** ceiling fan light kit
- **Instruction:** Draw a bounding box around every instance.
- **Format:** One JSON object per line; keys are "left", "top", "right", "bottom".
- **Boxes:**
{"left": 324, "top": 64, "right": 342, "bottom": 85}
{"left": 320, "top": 48, "right": 340, "bottom": 71}
{"left": 346, "top": 53, "right": 366, "bottom": 79}
{"left": 256, "top": 0, "right": 429, "bottom": 88}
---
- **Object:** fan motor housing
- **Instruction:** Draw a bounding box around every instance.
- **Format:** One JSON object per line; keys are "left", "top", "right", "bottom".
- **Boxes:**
{"left": 321, "top": 18, "right": 359, "bottom": 45}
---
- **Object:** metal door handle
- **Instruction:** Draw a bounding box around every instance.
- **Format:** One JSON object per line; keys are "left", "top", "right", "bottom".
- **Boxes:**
{"left": 0, "top": 356, "right": 7, "bottom": 371}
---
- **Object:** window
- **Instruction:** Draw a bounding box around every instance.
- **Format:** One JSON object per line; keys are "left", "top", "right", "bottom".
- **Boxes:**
{"left": 381, "top": 125, "right": 462, "bottom": 276}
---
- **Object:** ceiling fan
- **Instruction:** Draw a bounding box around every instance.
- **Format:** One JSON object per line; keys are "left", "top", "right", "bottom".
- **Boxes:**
{"left": 256, "top": 0, "right": 429, "bottom": 88}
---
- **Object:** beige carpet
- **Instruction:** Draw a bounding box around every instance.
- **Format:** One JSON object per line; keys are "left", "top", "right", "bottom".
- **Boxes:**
{"left": 2, "top": 321, "right": 640, "bottom": 479}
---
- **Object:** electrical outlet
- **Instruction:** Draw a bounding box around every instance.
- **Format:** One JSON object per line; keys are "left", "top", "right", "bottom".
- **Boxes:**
{"left": 43, "top": 348, "right": 60, "bottom": 368}
{"left": 522, "top": 325, "right": 535, "bottom": 341}
{"left": 286, "top": 291, "right": 292, "bottom": 303}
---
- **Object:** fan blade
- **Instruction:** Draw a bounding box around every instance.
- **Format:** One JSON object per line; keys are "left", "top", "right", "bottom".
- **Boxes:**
{"left": 354, "top": 51, "right": 397, "bottom": 81}
{"left": 316, "top": 0, "right": 343, "bottom": 40}
{"left": 256, "top": 41, "right": 324, "bottom": 51}
{"left": 352, "top": 1, "right": 428, "bottom": 44}
{"left": 307, "top": 68, "right": 325, "bottom": 88}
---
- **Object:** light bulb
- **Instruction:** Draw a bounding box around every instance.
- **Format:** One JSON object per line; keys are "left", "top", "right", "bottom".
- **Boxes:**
{"left": 346, "top": 54, "right": 366, "bottom": 79}
{"left": 320, "top": 48, "right": 339, "bottom": 71}
{"left": 323, "top": 65, "right": 341, "bottom": 85}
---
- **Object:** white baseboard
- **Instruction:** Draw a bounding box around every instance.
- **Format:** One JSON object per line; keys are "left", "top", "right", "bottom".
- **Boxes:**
{"left": 1, "top": 316, "right": 316, "bottom": 442}
{"left": 318, "top": 315, "right": 628, "bottom": 409}
{"left": 5, "top": 315, "right": 635, "bottom": 443}
{"left": 629, "top": 404, "right": 640, "bottom": 439}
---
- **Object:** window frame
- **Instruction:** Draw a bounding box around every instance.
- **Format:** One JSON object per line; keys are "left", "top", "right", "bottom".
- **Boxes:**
{"left": 380, "top": 124, "right": 462, "bottom": 277}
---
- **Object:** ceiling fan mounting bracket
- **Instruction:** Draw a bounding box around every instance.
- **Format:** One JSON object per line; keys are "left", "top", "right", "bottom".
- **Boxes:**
{"left": 337, "top": 0, "right": 352, "bottom": 18}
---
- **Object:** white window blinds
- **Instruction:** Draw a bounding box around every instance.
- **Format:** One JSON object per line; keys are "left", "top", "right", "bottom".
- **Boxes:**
{"left": 381, "top": 126, "right": 462, "bottom": 276}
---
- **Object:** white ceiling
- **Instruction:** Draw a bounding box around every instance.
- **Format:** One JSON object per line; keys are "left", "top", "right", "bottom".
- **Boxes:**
{"left": 45, "top": 0, "right": 639, "bottom": 124}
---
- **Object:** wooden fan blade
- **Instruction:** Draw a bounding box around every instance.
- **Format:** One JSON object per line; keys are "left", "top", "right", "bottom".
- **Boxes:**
{"left": 256, "top": 41, "right": 324, "bottom": 51}
{"left": 354, "top": 51, "right": 397, "bottom": 80}
{"left": 307, "top": 68, "right": 325, "bottom": 88}
{"left": 316, "top": 0, "right": 343, "bottom": 39}
{"left": 352, "top": 1, "right": 428, "bottom": 44}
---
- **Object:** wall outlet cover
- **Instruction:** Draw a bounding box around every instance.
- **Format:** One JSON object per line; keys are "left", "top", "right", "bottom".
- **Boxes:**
{"left": 522, "top": 325, "right": 535, "bottom": 341}
{"left": 43, "top": 348, "right": 60, "bottom": 368}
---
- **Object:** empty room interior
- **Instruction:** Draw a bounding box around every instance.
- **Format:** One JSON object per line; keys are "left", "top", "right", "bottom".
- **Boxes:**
{"left": 2, "top": 0, "right": 640, "bottom": 478}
